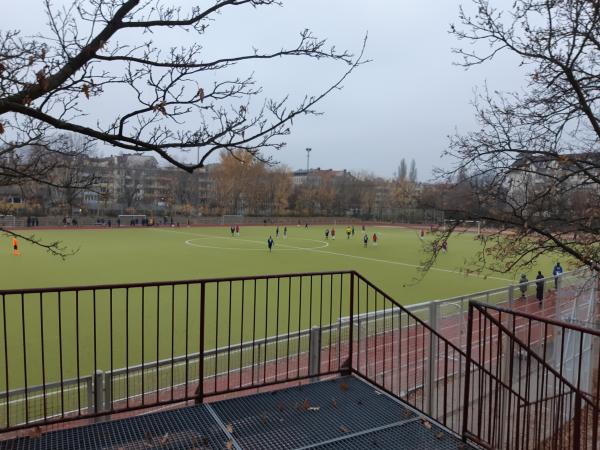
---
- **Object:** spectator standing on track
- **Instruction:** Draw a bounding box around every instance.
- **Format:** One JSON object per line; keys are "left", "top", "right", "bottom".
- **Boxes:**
{"left": 536, "top": 271, "right": 545, "bottom": 306}
{"left": 552, "top": 262, "right": 563, "bottom": 289}
{"left": 519, "top": 274, "right": 528, "bottom": 299}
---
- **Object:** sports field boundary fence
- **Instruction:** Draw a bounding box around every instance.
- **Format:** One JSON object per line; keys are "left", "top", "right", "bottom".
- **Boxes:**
{"left": 1, "top": 268, "right": 598, "bottom": 448}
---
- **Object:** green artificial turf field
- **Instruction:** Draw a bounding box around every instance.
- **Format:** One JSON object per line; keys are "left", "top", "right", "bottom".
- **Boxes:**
{"left": 2, "top": 224, "right": 537, "bottom": 295}
{"left": 0, "top": 224, "right": 564, "bottom": 421}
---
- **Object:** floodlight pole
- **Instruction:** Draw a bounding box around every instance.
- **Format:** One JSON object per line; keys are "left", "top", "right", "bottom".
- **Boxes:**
{"left": 306, "top": 147, "right": 312, "bottom": 173}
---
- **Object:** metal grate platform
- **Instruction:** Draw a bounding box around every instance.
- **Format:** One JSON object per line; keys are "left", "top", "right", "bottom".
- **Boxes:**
{"left": 0, "top": 376, "right": 474, "bottom": 449}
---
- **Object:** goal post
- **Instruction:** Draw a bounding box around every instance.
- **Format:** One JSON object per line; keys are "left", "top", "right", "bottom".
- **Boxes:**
{"left": 221, "top": 214, "right": 244, "bottom": 225}
{"left": 443, "top": 219, "right": 481, "bottom": 235}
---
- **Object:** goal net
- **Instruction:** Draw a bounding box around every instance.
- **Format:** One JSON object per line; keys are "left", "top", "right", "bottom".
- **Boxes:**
{"left": 118, "top": 214, "right": 147, "bottom": 225}
{"left": 221, "top": 214, "right": 244, "bottom": 225}
{"left": 443, "top": 219, "right": 481, "bottom": 235}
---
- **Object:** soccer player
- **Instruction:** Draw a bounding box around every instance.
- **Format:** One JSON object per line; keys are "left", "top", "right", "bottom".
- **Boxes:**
{"left": 536, "top": 271, "right": 545, "bottom": 306}
{"left": 441, "top": 241, "right": 447, "bottom": 253}
{"left": 351, "top": 226, "right": 355, "bottom": 236}
{"left": 283, "top": 226, "right": 287, "bottom": 239}
{"left": 230, "top": 226, "right": 235, "bottom": 237}
{"left": 325, "top": 229, "right": 329, "bottom": 239}
{"left": 552, "top": 262, "right": 563, "bottom": 289}
{"left": 420, "top": 229, "right": 425, "bottom": 240}
{"left": 12, "top": 236, "right": 20, "bottom": 256}
{"left": 363, "top": 234, "right": 368, "bottom": 247}
{"left": 276, "top": 226, "right": 279, "bottom": 238}
{"left": 267, "top": 236, "right": 274, "bottom": 252}
{"left": 235, "top": 224, "right": 240, "bottom": 236}
{"left": 331, "top": 228, "right": 336, "bottom": 240}
{"left": 372, "top": 233, "right": 378, "bottom": 246}
{"left": 346, "top": 226, "right": 351, "bottom": 239}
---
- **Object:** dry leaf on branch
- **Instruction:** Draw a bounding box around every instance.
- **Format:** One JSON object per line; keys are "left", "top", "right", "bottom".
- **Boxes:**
{"left": 198, "top": 88, "right": 205, "bottom": 102}
{"left": 82, "top": 84, "right": 90, "bottom": 99}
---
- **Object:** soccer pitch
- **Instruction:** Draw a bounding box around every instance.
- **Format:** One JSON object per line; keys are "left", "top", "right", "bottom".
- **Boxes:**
{"left": 2, "top": 224, "right": 531, "bottom": 296}
{"left": 0, "top": 225, "right": 560, "bottom": 395}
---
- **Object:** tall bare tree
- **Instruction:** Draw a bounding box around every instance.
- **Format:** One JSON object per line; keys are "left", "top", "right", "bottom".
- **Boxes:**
{"left": 0, "top": 0, "right": 365, "bottom": 253}
{"left": 425, "top": 0, "right": 600, "bottom": 274}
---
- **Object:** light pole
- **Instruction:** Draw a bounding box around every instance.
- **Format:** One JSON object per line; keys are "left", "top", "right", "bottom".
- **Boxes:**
{"left": 306, "top": 147, "right": 312, "bottom": 173}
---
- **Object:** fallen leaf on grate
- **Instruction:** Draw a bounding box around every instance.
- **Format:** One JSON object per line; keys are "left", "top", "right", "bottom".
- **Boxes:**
{"left": 159, "top": 433, "right": 170, "bottom": 444}
{"left": 226, "top": 440, "right": 233, "bottom": 449}
{"left": 331, "top": 398, "right": 337, "bottom": 407}
{"left": 29, "top": 427, "right": 43, "bottom": 439}
{"left": 143, "top": 431, "right": 153, "bottom": 447}
{"left": 226, "top": 423, "right": 234, "bottom": 433}
{"left": 260, "top": 413, "right": 268, "bottom": 424}
{"left": 403, "top": 410, "right": 412, "bottom": 417}
{"left": 436, "top": 432, "right": 444, "bottom": 440}
{"left": 339, "top": 382, "right": 349, "bottom": 392}
{"left": 277, "top": 402, "right": 285, "bottom": 412}
{"left": 421, "top": 420, "right": 432, "bottom": 429}
{"left": 307, "top": 406, "right": 320, "bottom": 411}
{"left": 339, "top": 425, "right": 350, "bottom": 433}
{"left": 303, "top": 399, "right": 310, "bottom": 410}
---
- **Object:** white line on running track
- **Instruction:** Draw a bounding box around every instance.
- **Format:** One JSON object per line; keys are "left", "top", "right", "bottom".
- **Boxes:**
{"left": 155, "top": 228, "right": 512, "bottom": 282}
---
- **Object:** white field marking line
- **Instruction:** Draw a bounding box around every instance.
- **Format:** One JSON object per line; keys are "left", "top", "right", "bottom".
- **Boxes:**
{"left": 156, "top": 228, "right": 512, "bottom": 282}
{"left": 155, "top": 228, "right": 330, "bottom": 251}
{"left": 185, "top": 235, "right": 330, "bottom": 251}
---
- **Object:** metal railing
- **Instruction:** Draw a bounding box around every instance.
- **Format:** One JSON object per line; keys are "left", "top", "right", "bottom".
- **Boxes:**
{"left": 0, "top": 271, "right": 353, "bottom": 431}
{"left": 1, "top": 268, "right": 598, "bottom": 449}
{"left": 463, "top": 302, "right": 600, "bottom": 449}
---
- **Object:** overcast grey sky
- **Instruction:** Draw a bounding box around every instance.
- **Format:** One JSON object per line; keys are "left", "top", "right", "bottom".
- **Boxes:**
{"left": 4, "top": 1, "right": 525, "bottom": 180}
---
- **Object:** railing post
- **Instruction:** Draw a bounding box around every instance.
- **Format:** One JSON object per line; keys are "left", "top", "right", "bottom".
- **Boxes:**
{"left": 308, "top": 326, "right": 322, "bottom": 377}
{"left": 425, "top": 301, "right": 439, "bottom": 416}
{"left": 346, "top": 272, "right": 355, "bottom": 374}
{"left": 573, "top": 393, "right": 582, "bottom": 450}
{"left": 195, "top": 281, "right": 206, "bottom": 404}
{"left": 104, "top": 371, "right": 112, "bottom": 413}
{"left": 462, "top": 303, "right": 475, "bottom": 442}
{"left": 93, "top": 371, "right": 104, "bottom": 414}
